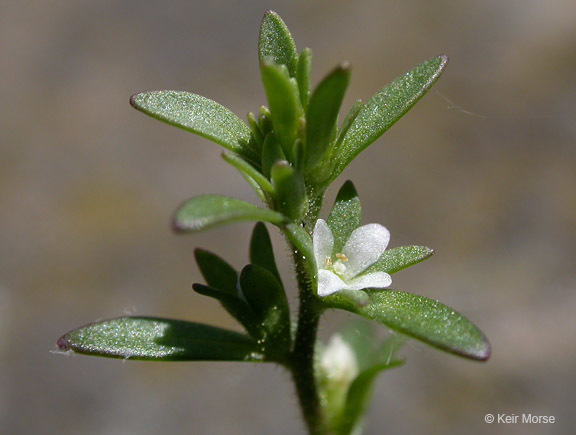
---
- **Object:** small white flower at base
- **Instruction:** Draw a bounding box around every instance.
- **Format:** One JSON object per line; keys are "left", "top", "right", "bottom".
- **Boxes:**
{"left": 320, "top": 334, "right": 358, "bottom": 385}
{"left": 313, "top": 219, "right": 392, "bottom": 297}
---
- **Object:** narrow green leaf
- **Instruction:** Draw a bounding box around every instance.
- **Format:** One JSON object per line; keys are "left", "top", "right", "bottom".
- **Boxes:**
{"left": 130, "top": 91, "right": 255, "bottom": 159}
{"left": 260, "top": 62, "right": 302, "bottom": 158}
{"left": 327, "top": 180, "right": 361, "bottom": 253}
{"left": 192, "top": 284, "right": 263, "bottom": 340}
{"left": 57, "top": 317, "right": 264, "bottom": 362}
{"left": 305, "top": 63, "right": 351, "bottom": 170}
{"left": 262, "top": 133, "right": 286, "bottom": 179}
{"left": 271, "top": 160, "right": 307, "bottom": 221}
{"left": 331, "top": 55, "right": 449, "bottom": 181}
{"left": 240, "top": 265, "right": 291, "bottom": 356}
{"left": 296, "top": 48, "right": 313, "bottom": 108}
{"left": 258, "top": 11, "right": 299, "bottom": 77}
{"left": 194, "top": 248, "right": 238, "bottom": 295}
{"left": 250, "top": 222, "right": 283, "bottom": 287}
{"left": 173, "top": 195, "right": 286, "bottom": 232}
{"left": 362, "top": 245, "right": 434, "bottom": 275}
{"left": 222, "top": 151, "right": 274, "bottom": 195}
{"left": 324, "top": 289, "right": 491, "bottom": 361}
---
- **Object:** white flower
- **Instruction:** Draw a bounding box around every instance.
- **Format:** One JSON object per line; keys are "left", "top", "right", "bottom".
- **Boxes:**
{"left": 313, "top": 219, "right": 392, "bottom": 297}
{"left": 320, "top": 334, "right": 358, "bottom": 385}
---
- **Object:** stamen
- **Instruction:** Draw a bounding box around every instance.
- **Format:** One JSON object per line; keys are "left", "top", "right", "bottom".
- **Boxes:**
{"left": 335, "top": 253, "right": 348, "bottom": 262}
{"left": 325, "top": 256, "right": 333, "bottom": 267}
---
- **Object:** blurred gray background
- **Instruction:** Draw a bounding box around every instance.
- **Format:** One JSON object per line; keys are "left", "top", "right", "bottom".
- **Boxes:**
{"left": 1, "top": 0, "right": 575, "bottom": 433}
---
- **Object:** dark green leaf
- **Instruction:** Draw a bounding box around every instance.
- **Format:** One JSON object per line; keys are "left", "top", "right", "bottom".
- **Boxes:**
{"left": 362, "top": 246, "right": 434, "bottom": 275}
{"left": 327, "top": 180, "right": 361, "bottom": 253}
{"left": 192, "top": 284, "right": 262, "bottom": 339}
{"left": 271, "top": 160, "right": 307, "bottom": 221}
{"left": 260, "top": 62, "right": 302, "bottom": 159}
{"left": 324, "top": 289, "right": 491, "bottom": 361}
{"left": 194, "top": 248, "right": 238, "bottom": 295}
{"left": 258, "top": 11, "right": 299, "bottom": 77}
{"left": 130, "top": 91, "right": 254, "bottom": 159}
{"left": 57, "top": 317, "right": 264, "bottom": 362}
{"left": 173, "top": 195, "right": 286, "bottom": 232}
{"left": 250, "top": 222, "right": 283, "bottom": 287}
{"left": 296, "top": 48, "right": 313, "bottom": 108}
{"left": 240, "top": 265, "right": 291, "bottom": 355}
{"left": 331, "top": 55, "right": 449, "bottom": 181}
{"left": 305, "top": 63, "right": 351, "bottom": 170}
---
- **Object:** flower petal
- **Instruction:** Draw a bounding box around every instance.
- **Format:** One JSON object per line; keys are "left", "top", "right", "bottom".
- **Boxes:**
{"left": 341, "top": 224, "right": 390, "bottom": 279}
{"left": 346, "top": 272, "right": 392, "bottom": 291}
{"left": 317, "top": 269, "right": 348, "bottom": 297}
{"left": 313, "top": 219, "right": 334, "bottom": 271}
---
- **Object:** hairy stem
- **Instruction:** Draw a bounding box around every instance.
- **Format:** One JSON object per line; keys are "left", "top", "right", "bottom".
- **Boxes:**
{"left": 288, "top": 246, "right": 326, "bottom": 434}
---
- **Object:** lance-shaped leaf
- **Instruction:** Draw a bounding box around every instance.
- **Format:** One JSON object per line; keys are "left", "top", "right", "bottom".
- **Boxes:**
{"left": 361, "top": 245, "right": 435, "bottom": 276}
{"left": 130, "top": 91, "right": 255, "bottom": 160}
{"left": 222, "top": 151, "right": 274, "bottom": 197}
{"left": 250, "top": 222, "right": 283, "bottom": 287}
{"left": 258, "top": 11, "right": 299, "bottom": 77}
{"left": 327, "top": 180, "right": 361, "bottom": 253}
{"left": 240, "top": 265, "right": 291, "bottom": 356}
{"left": 284, "top": 222, "right": 315, "bottom": 272}
{"left": 173, "top": 195, "right": 286, "bottom": 232}
{"left": 57, "top": 317, "right": 264, "bottom": 362}
{"left": 324, "top": 289, "right": 490, "bottom": 361}
{"left": 296, "top": 48, "right": 313, "bottom": 108}
{"left": 330, "top": 55, "right": 449, "bottom": 182}
{"left": 260, "top": 62, "right": 302, "bottom": 159}
{"left": 305, "top": 63, "right": 351, "bottom": 171}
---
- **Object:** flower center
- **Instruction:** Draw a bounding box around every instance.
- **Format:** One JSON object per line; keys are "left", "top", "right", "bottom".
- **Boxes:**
{"left": 325, "top": 253, "right": 348, "bottom": 277}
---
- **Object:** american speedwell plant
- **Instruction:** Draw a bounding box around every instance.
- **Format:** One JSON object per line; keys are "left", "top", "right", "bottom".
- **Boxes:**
{"left": 58, "top": 11, "right": 490, "bottom": 434}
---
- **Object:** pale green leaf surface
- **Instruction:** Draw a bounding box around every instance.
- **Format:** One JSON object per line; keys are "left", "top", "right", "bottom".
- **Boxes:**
{"left": 331, "top": 55, "right": 448, "bottom": 181}
{"left": 173, "top": 195, "right": 286, "bottom": 232}
{"left": 325, "top": 289, "right": 490, "bottom": 361}
{"left": 57, "top": 317, "right": 264, "bottom": 362}
{"left": 130, "top": 91, "right": 252, "bottom": 156}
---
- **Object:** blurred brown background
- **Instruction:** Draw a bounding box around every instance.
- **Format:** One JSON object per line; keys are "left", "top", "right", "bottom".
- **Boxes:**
{"left": 1, "top": 0, "right": 575, "bottom": 433}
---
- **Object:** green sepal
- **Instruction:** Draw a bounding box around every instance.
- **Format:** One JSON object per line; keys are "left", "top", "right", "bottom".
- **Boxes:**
{"left": 361, "top": 245, "right": 434, "bottom": 275}
{"left": 57, "top": 317, "right": 264, "bottom": 362}
{"left": 130, "top": 91, "right": 257, "bottom": 162}
{"left": 327, "top": 180, "right": 361, "bottom": 253}
{"left": 260, "top": 61, "right": 302, "bottom": 159}
{"left": 271, "top": 160, "right": 307, "bottom": 221}
{"left": 239, "top": 264, "right": 291, "bottom": 357}
{"left": 258, "top": 11, "right": 299, "bottom": 77}
{"left": 173, "top": 195, "right": 286, "bottom": 232}
{"left": 194, "top": 248, "right": 238, "bottom": 295}
{"left": 250, "top": 222, "right": 283, "bottom": 288}
{"left": 305, "top": 63, "right": 351, "bottom": 171}
{"left": 330, "top": 55, "right": 449, "bottom": 183}
{"left": 324, "top": 289, "right": 491, "bottom": 361}
{"left": 262, "top": 133, "right": 286, "bottom": 179}
{"left": 296, "top": 48, "right": 313, "bottom": 109}
{"left": 192, "top": 284, "right": 263, "bottom": 340}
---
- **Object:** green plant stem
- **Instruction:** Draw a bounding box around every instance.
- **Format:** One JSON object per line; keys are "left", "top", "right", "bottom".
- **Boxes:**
{"left": 288, "top": 246, "right": 326, "bottom": 434}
